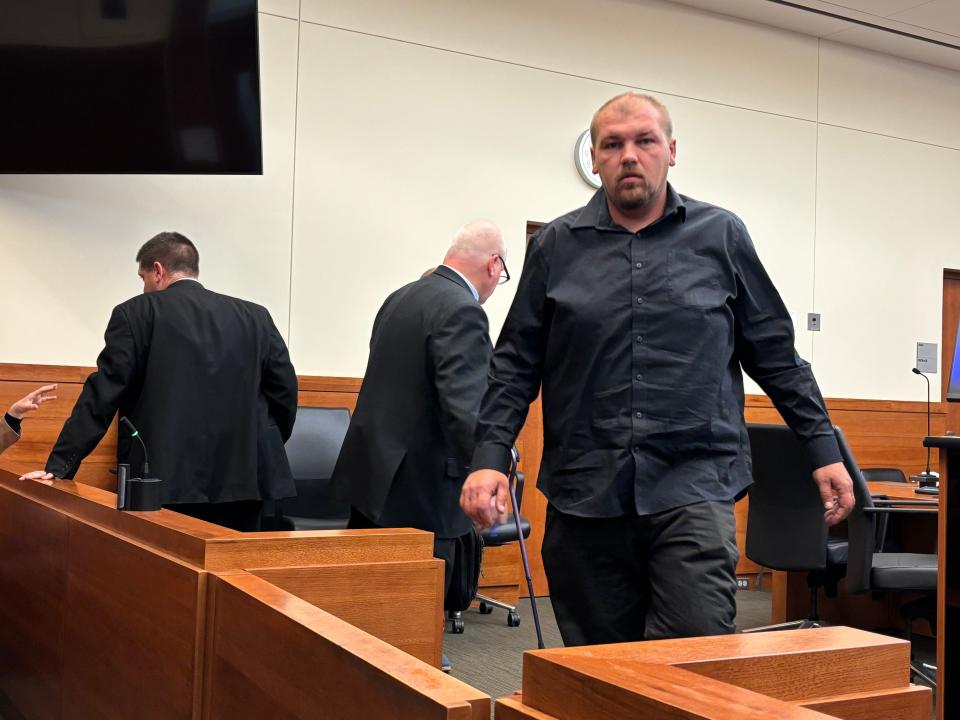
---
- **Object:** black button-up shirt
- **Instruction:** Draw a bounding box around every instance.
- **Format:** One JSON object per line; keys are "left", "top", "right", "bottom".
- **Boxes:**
{"left": 473, "top": 185, "right": 841, "bottom": 517}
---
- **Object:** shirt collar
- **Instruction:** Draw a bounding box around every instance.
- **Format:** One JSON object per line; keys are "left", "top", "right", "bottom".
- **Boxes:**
{"left": 439, "top": 264, "right": 479, "bottom": 302}
{"left": 572, "top": 182, "right": 687, "bottom": 231}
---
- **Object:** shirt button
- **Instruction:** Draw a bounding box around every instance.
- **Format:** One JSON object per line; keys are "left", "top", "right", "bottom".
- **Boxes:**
{"left": 635, "top": 262, "right": 643, "bottom": 269}
{"left": 636, "top": 335, "right": 643, "bottom": 343}
{"left": 635, "top": 411, "right": 643, "bottom": 419}
{"left": 636, "top": 373, "right": 643, "bottom": 381}
{"left": 636, "top": 297, "right": 644, "bottom": 304}
{"left": 633, "top": 445, "right": 641, "bottom": 453}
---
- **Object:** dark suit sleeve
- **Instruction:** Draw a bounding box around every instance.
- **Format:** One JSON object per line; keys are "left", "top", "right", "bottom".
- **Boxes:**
{"left": 431, "top": 301, "right": 493, "bottom": 476}
{"left": 730, "top": 218, "right": 841, "bottom": 469}
{"left": 46, "top": 306, "right": 139, "bottom": 479}
{"left": 260, "top": 312, "right": 298, "bottom": 442}
{"left": 471, "top": 233, "right": 551, "bottom": 474}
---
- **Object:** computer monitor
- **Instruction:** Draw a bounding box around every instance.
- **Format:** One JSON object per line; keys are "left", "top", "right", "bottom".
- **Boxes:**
{"left": 0, "top": 0, "right": 262, "bottom": 174}
{"left": 948, "top": 318, "right": 960, "bottom": 402}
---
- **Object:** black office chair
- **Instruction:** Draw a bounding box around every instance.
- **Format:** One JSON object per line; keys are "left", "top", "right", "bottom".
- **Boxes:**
{"left": 273, "top": 406, "right": 352, "bottom": 531}
{"left": 860, "top": 466, "right": 908, "bottom": 553}
{"left": 840, "top": 427, "right": 939, "bottom": 688}
{"left": 448, "top": 471, "right": 532, "bottom": 633}
{"left": 742, "top": 423, "right": 846, "bottom": 631}
{"left": 861, "top": 467, "right": 908, "bottom": 484}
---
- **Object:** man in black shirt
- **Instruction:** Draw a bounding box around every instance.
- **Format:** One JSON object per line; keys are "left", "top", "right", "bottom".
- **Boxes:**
{"left": 460, "top": 92, "right": 854, "bottom": 646}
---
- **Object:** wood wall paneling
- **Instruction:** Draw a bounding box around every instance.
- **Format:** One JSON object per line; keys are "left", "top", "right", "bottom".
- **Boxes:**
{"left": 1, "top": 363, "right": 946, "bottom": 600}
{"left": 0, "top": 492, "right": 69, "bottom": 720}
{"left": 250, "top": 560, "right": 445, "bottom": 665}
{"left": 203, "top": 572, "right": 489, "bottom": 720}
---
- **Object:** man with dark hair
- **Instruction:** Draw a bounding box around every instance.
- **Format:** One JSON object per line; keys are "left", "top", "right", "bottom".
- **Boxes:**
{"left": 134, "top": 231, "right": 200, "bottom": 277}
{"left": 21, "top": 232, "right": 298, "bottom": 531}
{"left": 460, "top": 92, "right": 854, "bottom": 647}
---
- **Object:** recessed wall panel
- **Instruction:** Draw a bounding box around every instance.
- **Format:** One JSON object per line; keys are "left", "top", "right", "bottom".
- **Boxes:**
{"left": 813, "top": 125, "right": 960, "bottom": 400}
{"left": 301, "top": 0, "right": 820, "bottom": 121}
{"left": 288, "top": 24, "right": 818, "bottom": 378}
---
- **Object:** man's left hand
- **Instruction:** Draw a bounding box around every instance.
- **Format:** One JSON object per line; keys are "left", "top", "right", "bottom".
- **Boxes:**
{"left": 812, "top": 461, "right": 855, "bottom": 526}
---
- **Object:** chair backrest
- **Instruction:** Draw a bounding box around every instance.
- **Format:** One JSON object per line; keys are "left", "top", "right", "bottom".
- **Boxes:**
{"left": 282, "top": 407, "right": 351, "bottom": 519}
{"left": 745, "top": 424, "right": 828, "bottom": 572}
{"left": 860, "top": 467, "right": 907, "bottom": 484}
{"left": 835, "top": 426, "right": 877, "bottom": 594}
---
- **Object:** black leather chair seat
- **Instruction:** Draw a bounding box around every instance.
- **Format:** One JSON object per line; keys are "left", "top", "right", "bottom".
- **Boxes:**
{"left": 481, "top": 517, "right": 531, "bottom": 546}
{"left": 826, "top": 537, "right": 848, "bottom": 566}
{"left": 870, "top": 553, "right": 938, "bottom": 591}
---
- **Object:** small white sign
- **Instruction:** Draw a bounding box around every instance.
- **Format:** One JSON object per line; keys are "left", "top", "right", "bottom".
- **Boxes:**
{"left": 917, "top": 342, "right": 938, "bottom": 373}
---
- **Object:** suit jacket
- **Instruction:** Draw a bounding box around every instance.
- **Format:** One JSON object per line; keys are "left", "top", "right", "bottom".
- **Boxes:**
{"left": 0, "top": 418, "right": 18, "bottom": 454}
{"left": 47, "top": 280, "right": 298, "bottom": 504}
{"left": 331, "top": 266, "right": 492, "bottom": 538}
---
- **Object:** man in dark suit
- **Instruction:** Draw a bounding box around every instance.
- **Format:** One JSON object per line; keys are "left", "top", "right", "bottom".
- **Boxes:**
{"left": 332, "top": 220, "right": 507, "bottom": 593}
{"left": 20, "top": 232, "right": 298, "bottom": 531}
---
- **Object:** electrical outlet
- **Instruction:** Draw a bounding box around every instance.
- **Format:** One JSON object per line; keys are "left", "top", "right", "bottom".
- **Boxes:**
{"left": 807, "top": 313, "right": 821, "bottom": 332}
{"left": 736, "top": 577, "right": 749, "bottom": 589}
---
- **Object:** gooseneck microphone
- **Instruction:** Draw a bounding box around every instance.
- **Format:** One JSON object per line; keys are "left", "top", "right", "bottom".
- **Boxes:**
{"left": 910, "top": 368, "right": 937, "bottom": 486}
{"left": 117, "top": 416, "right": 162, "bottom": 511}
{"left": 120, "top": 416, "right": 150, "bottom": 475}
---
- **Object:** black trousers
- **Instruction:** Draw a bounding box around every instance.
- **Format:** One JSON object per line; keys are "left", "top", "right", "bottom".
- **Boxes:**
{"left": 348, "top": 507, "right": 456, "bottom": 596}
{"left": 167, "top": 500, "right": 264, "bottom": 532}
{"left": 541, "top": 500, "right": 739, "bottom": 647}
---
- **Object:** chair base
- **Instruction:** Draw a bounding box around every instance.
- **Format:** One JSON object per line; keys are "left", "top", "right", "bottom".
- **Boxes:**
{"left": 475, "top": 593, "right": 521, "bottom": 627}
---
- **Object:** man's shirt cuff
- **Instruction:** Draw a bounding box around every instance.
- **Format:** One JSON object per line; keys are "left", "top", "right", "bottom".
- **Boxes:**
{"left": 804, "top": 433, "right": 843, "bottom": 470}
{"left": 471, "top": 443, "right": 513, "bottom": 475}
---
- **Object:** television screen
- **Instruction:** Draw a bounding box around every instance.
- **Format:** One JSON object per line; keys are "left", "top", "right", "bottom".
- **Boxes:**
{"left": 948, "top": 318, "right": 960, "bottom": 402}
{"left": 0, "top": 0, "right": 262, "bottom": 174}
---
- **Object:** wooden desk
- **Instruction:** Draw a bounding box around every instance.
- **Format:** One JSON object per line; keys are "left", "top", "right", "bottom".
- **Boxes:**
{"left": 0, "top": 469, "right": 466, "bottom": 719}
{"left": 867, "top": 480, "right": 941, "bottom": 503}
{"left": 497, "top": 626, "right": 931, "bottom": 719}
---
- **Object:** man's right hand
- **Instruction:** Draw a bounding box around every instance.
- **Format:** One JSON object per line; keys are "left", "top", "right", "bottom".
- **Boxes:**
{"left": 460, "top": 469, "right": 510, "bottom": 529}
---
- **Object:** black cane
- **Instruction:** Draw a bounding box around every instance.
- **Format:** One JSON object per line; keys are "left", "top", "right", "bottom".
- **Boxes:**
{"left": 509, "top": 447, "right": 545, "bottom": 650}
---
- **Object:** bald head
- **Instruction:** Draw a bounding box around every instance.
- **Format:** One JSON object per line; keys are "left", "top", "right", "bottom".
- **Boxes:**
{"left": 443, "top": 220, "right": 506, "bottom": 304}
{"left": 590, "top": 92, "right": 673, "bottom": 146}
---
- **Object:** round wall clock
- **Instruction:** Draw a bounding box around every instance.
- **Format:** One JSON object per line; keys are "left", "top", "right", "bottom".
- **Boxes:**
{"left": 574, "top": 129, "right": 601, "bottom": 189}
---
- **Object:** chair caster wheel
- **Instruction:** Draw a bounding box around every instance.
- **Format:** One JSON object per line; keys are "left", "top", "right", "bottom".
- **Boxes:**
{"left": 478, "top": 602, "right": 493, "bottom": 615}
{"left": 451, "top": 618, "right": 464, "bottom": 634}
{"left": 507, "top": 611, "right": 520, "bottom": 627}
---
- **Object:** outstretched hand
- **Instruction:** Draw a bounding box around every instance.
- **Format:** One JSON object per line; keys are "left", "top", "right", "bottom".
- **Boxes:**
{"left": 460, "top": 469, "right": 510, "bottom": 530}
{"left": 812, "top": 461, "right": 855, "bottom": 526}
{"left": 8, "top": 384, "right": 58, "bottom": 419}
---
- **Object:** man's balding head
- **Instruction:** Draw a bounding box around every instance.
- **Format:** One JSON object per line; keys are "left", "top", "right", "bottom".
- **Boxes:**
{"left": 443, "top": 221, "right": 506, "bottom": 304}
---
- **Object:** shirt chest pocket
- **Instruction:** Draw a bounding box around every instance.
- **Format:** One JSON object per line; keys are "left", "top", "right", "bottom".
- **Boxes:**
{"left": 667, "top": 250, "right": 727, "bottom": 309}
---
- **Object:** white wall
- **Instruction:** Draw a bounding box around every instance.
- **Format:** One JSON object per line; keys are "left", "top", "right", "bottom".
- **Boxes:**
{"left": 2, "top": 0, "right": 959, "bottom": 401}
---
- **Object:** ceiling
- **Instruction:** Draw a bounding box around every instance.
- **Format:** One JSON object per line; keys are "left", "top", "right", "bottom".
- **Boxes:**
{"left": 663, "top": 0, "right": 960, "bottom": 71}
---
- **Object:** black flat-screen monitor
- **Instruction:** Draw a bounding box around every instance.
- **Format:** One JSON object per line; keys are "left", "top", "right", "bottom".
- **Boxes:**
{"left": 0, "top": 0, "right": 262, "bottom": 174}
{"left": 948, "top": 318, "right": 960, "bottom": 402}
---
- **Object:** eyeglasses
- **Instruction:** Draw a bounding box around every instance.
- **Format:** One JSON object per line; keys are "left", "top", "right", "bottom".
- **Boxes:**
{"left": 496, "top": 254, "right": 510, "bottom": 285}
